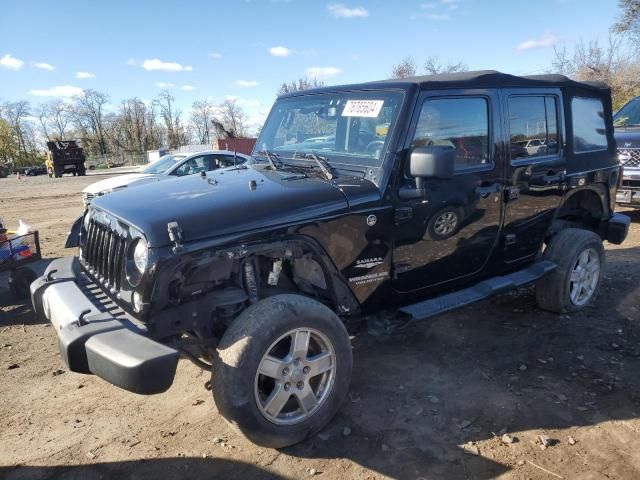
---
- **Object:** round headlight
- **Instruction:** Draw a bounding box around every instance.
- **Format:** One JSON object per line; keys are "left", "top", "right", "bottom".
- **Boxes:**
{"left": 133, "top": 238, "right": 148, "bottom": 273}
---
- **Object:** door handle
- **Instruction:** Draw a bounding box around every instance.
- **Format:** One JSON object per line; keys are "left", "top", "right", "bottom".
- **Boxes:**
{"left": 475, "top": 183, "right": 501, "bottom": 197}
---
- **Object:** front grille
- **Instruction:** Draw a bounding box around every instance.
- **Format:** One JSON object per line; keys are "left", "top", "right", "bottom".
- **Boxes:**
{"left": 83, "top": 219, "right": 127, "bottom": 291}
{"left": 618, "top": 147, "right": 640, "bottom": 167}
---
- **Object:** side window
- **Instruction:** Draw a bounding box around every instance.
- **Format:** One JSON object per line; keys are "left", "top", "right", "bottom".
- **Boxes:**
{"left": 217, "top": 155, "right": 246, "bottom": 168}
{"left": 571, "top": 97, "right": 607, "bottom": 153}
{"left": 173, "top": 156, "right": 207, "bottom": 176}
{"left": 411, "top": 97, "right": 490, "bottom": 170}
{"left": 509, "top": 95, "right": 559, "bottom": 161}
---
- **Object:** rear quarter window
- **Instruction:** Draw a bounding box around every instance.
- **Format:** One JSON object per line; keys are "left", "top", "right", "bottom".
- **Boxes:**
{"left": 571, "top": 97, "right": 607, "bottom": 153}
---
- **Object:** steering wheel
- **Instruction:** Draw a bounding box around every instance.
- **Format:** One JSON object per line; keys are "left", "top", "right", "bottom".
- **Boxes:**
{"left": 365, "top": 140, "right": 385, "bottom": 154}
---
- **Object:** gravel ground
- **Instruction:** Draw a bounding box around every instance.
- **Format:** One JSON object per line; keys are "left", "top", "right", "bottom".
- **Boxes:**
{"left": 1, "top": 174, "right": 640, "bottom": 480}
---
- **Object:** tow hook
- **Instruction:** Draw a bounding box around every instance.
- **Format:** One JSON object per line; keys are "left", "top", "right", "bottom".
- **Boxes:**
{"left": 204, "top": 380, "right": 212, "bottom": 391}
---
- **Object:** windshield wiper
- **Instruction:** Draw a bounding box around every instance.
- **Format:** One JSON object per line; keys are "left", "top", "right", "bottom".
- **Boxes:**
{"left": 295, "top": 152, "right": 333, "bottom": 180}
{"left": 255, "top": 149, "right": 280, "bottom": 170}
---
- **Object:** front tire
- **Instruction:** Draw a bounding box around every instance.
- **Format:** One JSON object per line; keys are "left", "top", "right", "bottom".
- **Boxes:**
{"left": 212, "top": 294, "right": 353, "bottom": 448}
{"left": 536, "top": 228, "right": 604, "bottom": 313}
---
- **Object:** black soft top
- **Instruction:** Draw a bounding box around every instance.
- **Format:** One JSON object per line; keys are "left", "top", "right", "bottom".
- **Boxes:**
{"left": 278, "top": 70, "right": 609, "bottom": 98}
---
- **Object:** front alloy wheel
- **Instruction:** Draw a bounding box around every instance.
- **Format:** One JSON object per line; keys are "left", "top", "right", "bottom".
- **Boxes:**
{"left": 213, "top": 294, "right": 352, "bottom": 448}
{"left": 255, "top": 328, "right": 336, "bottom": 425}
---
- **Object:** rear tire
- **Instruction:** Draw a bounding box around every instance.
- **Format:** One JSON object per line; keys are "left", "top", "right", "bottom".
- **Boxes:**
{"left": 212, "top": 294, "right": 352, "bottom": 448}
{"left": 536, "top": 228, "right": 604, "bottom": 313}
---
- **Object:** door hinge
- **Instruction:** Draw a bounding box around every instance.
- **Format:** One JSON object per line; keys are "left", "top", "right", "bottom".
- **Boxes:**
{"left": 395, "top": 207, "right": 413, "bottom": 225}
{"left": 505, "top": 187, "right": 520, "bottom": 202}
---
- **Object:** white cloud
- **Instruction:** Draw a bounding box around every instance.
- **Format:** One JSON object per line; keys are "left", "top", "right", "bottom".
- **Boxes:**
{"left": 328, "top": 3, "right": 369, "bottom": 18}
{"left": 180, "top": 84, "right": 195, "bottom": 91}
{"left": 423, "top": 13, "right": 450, "bottom": 20}
{"left": 155, "top": 82, "right": 175, "bottom": 88}
{"left": 29, "top": 85, "right": 83, "bottom": 97}
{"left": 235, "top": 80, "right": 259, "bottom": 88}
{"left": 33, "top": 62, "right": 54, "bottom": 71}
{"left": 269, "top": 45, "right": 292, "bottom": 57}
{"left": 76, "top": 71, "right": 95, "bottom": 79}
{"left": 142, "top": 58, "right": 193, "bottom": 72}
{"left": 126, "top": 58, "right": 137, "bottom": 66}
{"left": 414, "top": 0, "right": 460, "bottom": 19}
{"left": 209, "top": 52, "right": 223, "bottom": 59}
{"left": 0, "top": 53, "right": 24, "bottom": 71}
{"left": 305, "top": 66, "right": 342, "bottom": 79}
{"left": 517, "top": 32, "right": 559, "bottom": 51}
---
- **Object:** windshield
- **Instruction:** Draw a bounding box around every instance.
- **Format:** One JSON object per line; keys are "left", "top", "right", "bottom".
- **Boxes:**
{"left": 142, "top": 154, "right": 186, "bottom": 174}
{"left": 255, "top": 91, "right": 404, "bottom": 169}
{"left": 614, "top": 99, "right": 640, "bottom": 127}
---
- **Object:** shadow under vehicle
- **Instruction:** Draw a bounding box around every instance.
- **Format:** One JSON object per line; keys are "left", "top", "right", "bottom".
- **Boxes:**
{"left": 32, "top": 71, "right": 629, "bottom": 448}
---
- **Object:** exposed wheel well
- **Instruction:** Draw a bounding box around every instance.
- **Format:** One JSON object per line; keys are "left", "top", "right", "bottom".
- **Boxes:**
{"left": 549, "top": 189, "right": 606, "bottom": 238}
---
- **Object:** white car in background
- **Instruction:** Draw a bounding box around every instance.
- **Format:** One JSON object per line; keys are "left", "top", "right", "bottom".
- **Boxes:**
{"left": 82, "top": 150, "right": 251, "bottom": 206}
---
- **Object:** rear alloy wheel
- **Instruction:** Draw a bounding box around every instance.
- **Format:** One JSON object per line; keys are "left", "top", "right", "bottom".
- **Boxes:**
{"left": 536, "top": 228, "right": 604, "bottom": 313}
{"left": 212, "top": 294, "right": 352, "bottom": 448}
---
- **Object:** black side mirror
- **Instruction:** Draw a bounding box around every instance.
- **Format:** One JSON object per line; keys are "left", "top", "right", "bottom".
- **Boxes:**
{"left": 410, "top": 146, "right": 455, "bottom": 179}
{"left": 400, "top": 146, "right": 455, "bottom": 199}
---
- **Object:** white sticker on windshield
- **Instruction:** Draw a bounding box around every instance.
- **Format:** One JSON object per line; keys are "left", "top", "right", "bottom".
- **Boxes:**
{"left": 342, "top": 100, "right": 384, "bottom": 118}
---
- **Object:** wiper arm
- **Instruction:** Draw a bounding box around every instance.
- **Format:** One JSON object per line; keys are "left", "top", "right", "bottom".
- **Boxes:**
{"left": 300, "top": 152, "right": 334, "bottom": 180}
{"left": 255, "top": 149, "right": 280, "bottom": 170}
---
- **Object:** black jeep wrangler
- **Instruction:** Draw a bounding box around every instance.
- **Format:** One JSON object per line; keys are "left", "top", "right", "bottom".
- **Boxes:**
{"left": 32, "top": 71, "right": 629, "bottom": 448}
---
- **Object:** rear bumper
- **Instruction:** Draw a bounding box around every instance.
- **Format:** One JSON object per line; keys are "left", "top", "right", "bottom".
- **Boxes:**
{"left": 603, "top": 213, "right": 630, "bottom": 245}
{"left": 31, "top": 257, "right": 179, "bottom": 394}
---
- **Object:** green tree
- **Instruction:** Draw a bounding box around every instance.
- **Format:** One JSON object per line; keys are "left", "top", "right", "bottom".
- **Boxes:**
{"left": 0, "top": 118, "right": 19, "bottom": 165}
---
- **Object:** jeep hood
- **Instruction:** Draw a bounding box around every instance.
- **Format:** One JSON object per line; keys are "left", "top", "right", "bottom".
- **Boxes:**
{"left": 91, "top": 166, "right": 378, "bottom": 247}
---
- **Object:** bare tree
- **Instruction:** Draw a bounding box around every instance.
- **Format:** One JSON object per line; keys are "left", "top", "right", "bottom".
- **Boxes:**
{"left": 424, "top": 56, "right": 468, "bottom": 75}
{"left": 71, "top": 90, "right": 110, "bottom": 155}
{"left": 390, "top": 57, "right": 417, "bottom": 79}
{"left": 614, "top": 0, "right": 640, "bottom": 42}
{"left": 551, "top": 35, "right": 640, "bottom": 108}
{"left": 217, "top": 99, "right": 247, "bottom": 138}
{"left": 190, "top": 99, "right": 216, "bottom": 144}
{"left": 154, "top": 90, "right": 183, "bottom": 148}
{"left": 38, "top": 100, "right": 72, "bottom": 141}
{"left": 278, "top": 77, "right": 325, "bottom": 96}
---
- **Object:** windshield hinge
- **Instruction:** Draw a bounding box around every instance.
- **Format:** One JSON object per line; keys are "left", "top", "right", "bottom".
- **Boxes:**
{"left": 167, "top": 221, "right": 184, "bottom": 252}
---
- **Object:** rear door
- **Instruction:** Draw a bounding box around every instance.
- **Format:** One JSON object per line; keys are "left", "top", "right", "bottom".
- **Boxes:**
{"left": 392, "top": 90, "right": 505, "bottom": 293}
{"left": 501, "top": 89, "right": 566, "bottom": 263}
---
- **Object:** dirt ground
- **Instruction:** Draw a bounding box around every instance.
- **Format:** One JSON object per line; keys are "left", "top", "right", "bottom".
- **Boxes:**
{"left": 1, "top": 174, "right": 640, "bottom": 480}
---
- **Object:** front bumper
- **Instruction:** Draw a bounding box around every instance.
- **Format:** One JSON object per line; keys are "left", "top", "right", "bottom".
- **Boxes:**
{"left": 31, "top": 257, "right": 179, "bottom": 394}
{"left": 616, "top": 187, "right": 640, "bottom": 207}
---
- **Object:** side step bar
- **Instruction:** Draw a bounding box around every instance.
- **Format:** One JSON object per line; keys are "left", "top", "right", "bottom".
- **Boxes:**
{"left": 399, "top": 260, "right": 557, "bottom": 321}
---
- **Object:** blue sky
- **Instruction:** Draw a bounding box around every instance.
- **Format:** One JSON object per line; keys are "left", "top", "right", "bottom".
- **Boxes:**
{"left": 0, "top": 0, "right": 620, "bottom": 130}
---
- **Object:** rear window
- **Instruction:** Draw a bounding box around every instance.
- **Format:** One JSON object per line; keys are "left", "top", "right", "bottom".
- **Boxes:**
{"left": 509, "top": 95, "right": 559, "bottom": 161}
{"left": 571, "top": 97, "right": 607, "bottom": 153}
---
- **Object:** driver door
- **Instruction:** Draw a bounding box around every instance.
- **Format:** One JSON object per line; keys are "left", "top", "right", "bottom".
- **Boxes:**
{"left": 392, "top": 90, "right": 504, "bottom": 293}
